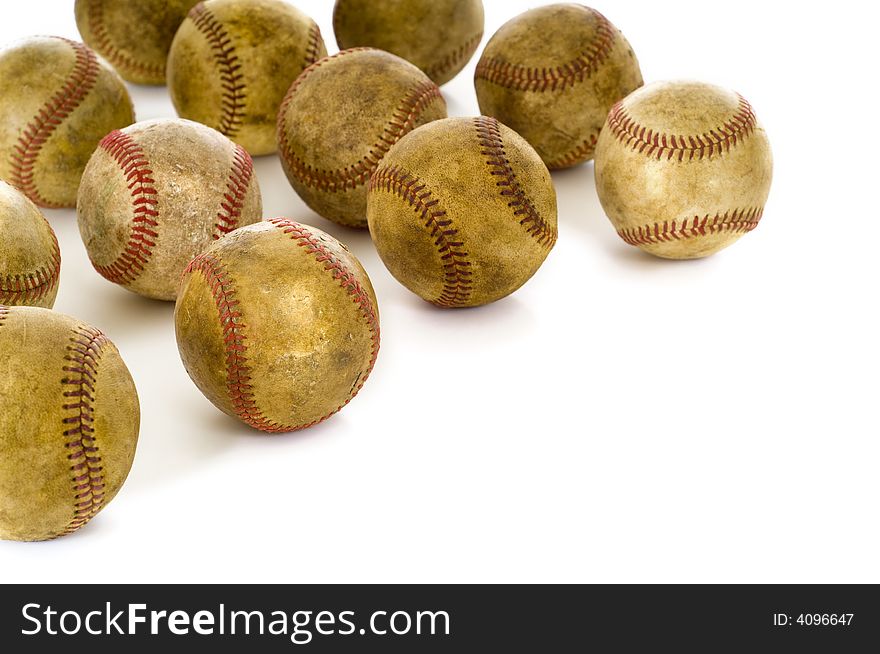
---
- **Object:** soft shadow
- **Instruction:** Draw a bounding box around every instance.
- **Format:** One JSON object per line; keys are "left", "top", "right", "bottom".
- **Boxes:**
{"left": 83, "top": 287, "right": 175, "bottom": 336}
{"left": 551, "top": 161, "right": 617, "bottom": 245}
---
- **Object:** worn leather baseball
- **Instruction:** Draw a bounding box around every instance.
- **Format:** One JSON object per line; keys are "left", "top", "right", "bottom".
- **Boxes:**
{"left": 167, "top": 0, "right": 327, "bottom": 156}
{"left": 175, "top": 219, "right": 380, "bottom": 433}
{"left": 367, "top": 117, "right": 557, "bottom": 307}
{"left": 475, "top": 4, "right": 642, "bottom": 170}
{"left": 74, "top": 0, "right": 201, "bottom": 85}
{"left": 0, "top": 36, "right": 135, "bottom": 208}
{"left": 0, "top": 306, "right": 139, "bottom": 542}
{"left": 277, "top": 48, "right": 447, "bottom": 229}
{"left": 77, "top": 118, "right": 262, "bottom": 301}
{"left": 333, "top": 0, "right": 484, "bottom": 86}
{"left": 594, "top": 81, "right": 773, "bottom": 260}
{"left": 0, "top": 181, "right": 61, "bottom": 308}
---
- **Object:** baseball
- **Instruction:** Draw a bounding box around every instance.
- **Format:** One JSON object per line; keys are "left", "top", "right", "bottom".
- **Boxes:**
{"left": 0, "top": 180, "right": 61, "bottom": 308}
{"left": 167, "top": 0, "right": 327, "bottom": 156}
{"left": 475, "top": 4, "right": 642, "bottom": 170}
{"left": 0, "top": 306, "right": 140, "bottom": 541}
{"left": 333, "top": 0, "right": 484, "bottom": 86}
{"left": 594, "top": 81, "right": 773, "bottom": 259}
{"left": 277, "top": 48, "right": 447, "bottom": 228}
{"left": 77, "top": 119, "right": 262, "bottom": 301}
{"left": 0, "top": 36, "right": 135, "bottom": 208}
{"left": 74, "top": 0, "right": 201, "bottom": 85}
{"left": 175, "top": 219, "right": 380, "bottom": 433}
{"left": 367, "top": 116, "right": 557, "bottom": 308}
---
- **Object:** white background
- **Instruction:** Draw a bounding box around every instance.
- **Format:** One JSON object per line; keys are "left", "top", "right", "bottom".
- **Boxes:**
{"left": 1, "top": 0, "right": 878, "bottom": 584}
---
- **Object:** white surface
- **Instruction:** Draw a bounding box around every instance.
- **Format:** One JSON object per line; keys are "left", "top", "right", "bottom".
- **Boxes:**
{"left": 1, "top": 0, "right": 878, "bottom": 584}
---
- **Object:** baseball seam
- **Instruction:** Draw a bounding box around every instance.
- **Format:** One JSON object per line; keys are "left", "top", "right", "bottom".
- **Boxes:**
{"left": 0, "top": 305, "right": 8, "bottom": 325}
{"left": 424, "top": 31, "right": 483, "bottom": 81}
{"left": 304, "top": 20, "right": 323, "bottom": 67}
{"left": 8, "top": 38, "right": 99, "bottom": 208}
{"left": 370, "top": 166, "right": 473, "bottom": 308}
{"left": 474, "top": 9, "right": 614, "bottom": 92}
{"left": 278, "top": 52, "right": 444, "bottom": 193}
{"left": 474, "top": 117, "right": 557, "bottom": 247}
{"left": 91, "top": 130, "right": 159, "bottom": 287}
{"left": 60, "top": 324, "right": 109, "bottom": 537}
{"left": 608, "top": 95, "right": 758, "bottom": 162}
{"left": 618, "top": 208, "right": 764, "bottom": 247}
{"left": 86, "top": 0, "right": 166, "bottom": 80}
{"left": 545, "top": 131, "right": 600, "bottom": 170}
{"left": 189, "top": 3, "right": 247, "bottom": 138}
{"left": 214, "top": 144, "right": 254, "bottom": 239}
{"left": 0, "top": 221, "right": 61, "bottom": 306}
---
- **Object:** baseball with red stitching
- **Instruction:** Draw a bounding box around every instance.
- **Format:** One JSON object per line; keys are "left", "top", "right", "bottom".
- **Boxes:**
{"left": 594, "top": 81, "right": 773, "bottom": 260}
{"left": 74, "top": 0, "right": 201, "bottom": 85}
{"left": 332, "top": 0, "right": 484, "bottom": 86}
{"left": 167, "top": 0, "right": 327, "bottom": 156}
{"left": 0, "top": 36, "right": 135, "bottom": 208}
{"left": 474, "top": 4, "right": 642, "bottom": 170}
{"left": 277, "top": 48, "right": 447, "bottom": 229}
{"left": 175, "top": 219, "right": 380, "bottom": 433}
{"left": 367, "top": 117, "right": 557, "bottom": 308}
{"left": 0, "top": 306, "right": 140, "bottom": 542}
{"left": 0, "top": 181, "right": 61, "bottom": 309}
{"left": 76, "top": 118, "right": 262, "bottom": 301}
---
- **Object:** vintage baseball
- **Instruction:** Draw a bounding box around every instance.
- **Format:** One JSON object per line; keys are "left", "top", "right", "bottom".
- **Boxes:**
{"left": 175, "top": 219, "right": 380, "bottom": 433}
{"left": 594, "top": 81, "right": 773, "bottom": 259}
{"left": 0, "top": 306, "right": 140, "bottom": 542}
{"left": 167, "top": 0, "right": 327, "bottom": 156}
{"left": 367, "top": 117, "right": 557, "bottom": 307}
{"left": 0, "top": 36, "right": 135, "bottom": 208}
{"left": 475, "top": 4, "right": 642, "bottom": 170}
{"left": 277, "top": 48, "right": 447, "bottom": 228}
{"left": 75, "top": 0, "right": 201, "bottom": 85}
{"left": 333, "top": 0, "right": 484, "bottom": 86}
{"left": 0, "top": 181, "right": 61, "bottom": 308}
{"left": 77, "top": 119, "right": 261, "bottom": 301}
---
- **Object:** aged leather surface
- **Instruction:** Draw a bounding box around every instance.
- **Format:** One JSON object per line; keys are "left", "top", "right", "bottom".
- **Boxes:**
{"left": 367, "top": 116, "right": 557, "bottom": 307}
{"left": 277, "top": 48, "right": 447, "bottom": 228}
{"left": 0, "top": 306, "right": 140, "bottom": 542}
{"left": 167, "top": 0, "right": 327, "bottom": 156}
{"left": 0, "top": 181, "right": 61, "bottom": 308}
{"left": 74, "top": 0, "right": 201, "bottom": 85}
{"left": 0, "top": 36, "right": 135, "bottom": 208}
{"left": 594, "top": 81, "right": 773, "bottom": 259}
{"left": 475, "top": 4, "right": 642, "bottom": 169}
{"left": 77, "top": 118, "right": 262, "bottom": 301}
{"left": 333, "top": 0, "right": 484, "bottom": 86}
{"left": 175, "top": 219, "right": 380, "bottom": 433}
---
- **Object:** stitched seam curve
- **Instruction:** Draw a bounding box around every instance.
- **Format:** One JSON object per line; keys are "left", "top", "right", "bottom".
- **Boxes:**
{"left": 474, "top": 117, "right": 557, "bottom": 247}
{"left": 304, "top": 20, "right": 323, "bottom": 67}
{"left": 0, "top": 305, "right": 8, "bottom": 325}
{"left": 8, "top": 38, "right": 99, "bottom": 207}
{"left": 474, "top": 9, "right": 614, "bottom": 92}
{"left": 0, "top": 220, "right": 61, "bottom": 305}
{"left": 618, "top": 208, "right": 764, "bottom": 246}
{"left": 608, "top": 95, "right": 757, "bottom": 161}
{"left": 214, "top": 144, "right": 253, "bottom": 239}
{"left": 370, "top": 166, "right": 473, "bottom": 308}
{"left": 189, "top": 3, "right": 246, "bottom": 137}
{"left": 60, "top": 325, "right": 108, "bottom": 537}
{"left": 545, "top": 131, "right": 600, "bottom": 170}
{"left": 92, "top": 130, "right": 159, "bottom": 286}
{"left": 424, "top": 31, "right": 483, "bottom": 80}
{"left": 86, "top": 0, "right": 165, "bottom": 80}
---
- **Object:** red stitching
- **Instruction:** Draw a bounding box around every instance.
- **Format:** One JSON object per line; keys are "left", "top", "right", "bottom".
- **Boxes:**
{"left": 0, "top": 305, "right": 9, "bottom": 325}
{"left": 474, "top": 9, "right": 614, "bottom": 92}
{"left": 304, "top": 20, "right": 323, "bottom": 67}
{"left": 278, "top": 51, "right": 444, "bottom": 193}
{"left": 474, "top": 117, "right": 557, "bottom": 247}
{"left": 213, "top": 144, "right": 254, "bottom": 239}
{"left": 189, "top": 2, "right": 246, "bottom": 137}
{"left": 608, "top": 95, "right": 758, "bottom": 162}
{"left": 85, "top": 0, "right": 165, "bottom": 80}
{"left": 0, "top": 218, "right": 61, "bottom": 306}
{"left": 185, "top": 221, "right": 379, "bottom": 432}
{"left": 59, "top": 325, "right": 109, "bottom": 537}
{"left": 8, "top": 38, "right": 99, "bottom": 207}
{"left": 617, "top": 208, "right": 764, "bottom": 247}
{"left": 370, "top": 166, "right": 472, "bottom": 307}
{"left": 545, "top": 131, "right": 600, "bottom": 170}
{"left": 91, "top": 130, "right": 159, "bottom": 286}
{"left": 424, "top": 31, "right": 483, "bottom": 81}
